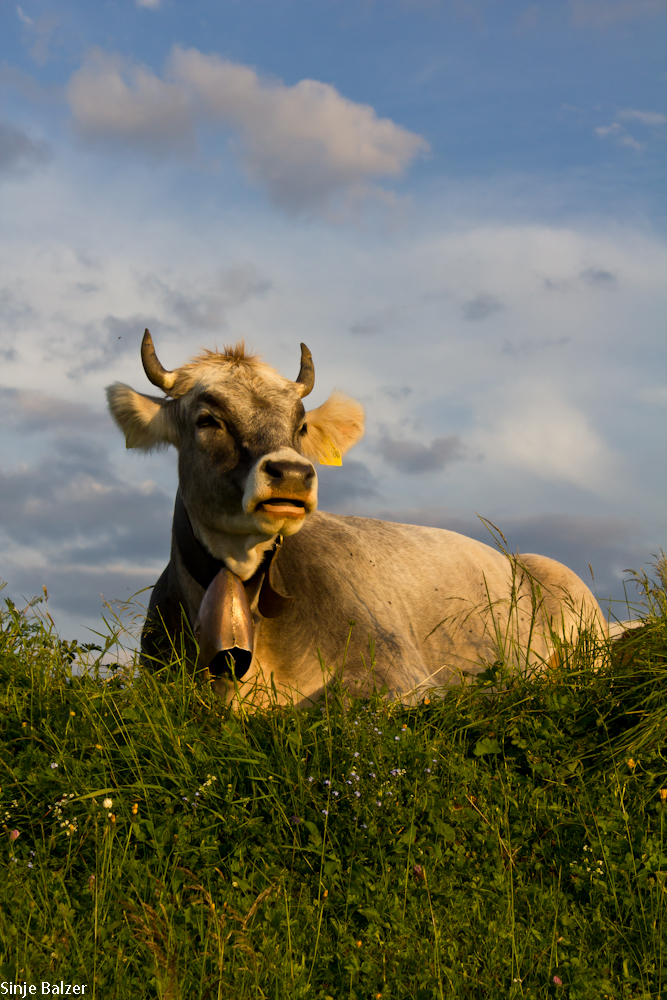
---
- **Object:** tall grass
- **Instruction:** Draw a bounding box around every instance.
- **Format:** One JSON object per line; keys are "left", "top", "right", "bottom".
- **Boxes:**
{"left": 0, "top": 561, "right": 665, "bottom": 999}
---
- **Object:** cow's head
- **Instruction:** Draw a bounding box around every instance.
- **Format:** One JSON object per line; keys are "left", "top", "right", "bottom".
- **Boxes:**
{"left": 107, "top": 331, "right": 364, "bottom": 571}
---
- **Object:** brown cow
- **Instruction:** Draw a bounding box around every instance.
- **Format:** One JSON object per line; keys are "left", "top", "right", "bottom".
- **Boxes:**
{"left": 107, "top": 332, "right": 604, "bottom": 706}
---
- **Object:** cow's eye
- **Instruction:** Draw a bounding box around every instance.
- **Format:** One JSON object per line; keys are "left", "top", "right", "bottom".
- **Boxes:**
{"left": 196, "top": 413, "right": 220, "bottom": 429}
{"left": 298, "top": 422, "right": 308, "bottom": 436}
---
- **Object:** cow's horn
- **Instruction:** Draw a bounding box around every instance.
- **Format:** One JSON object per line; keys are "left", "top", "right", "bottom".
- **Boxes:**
{"left": 141, "top": 329, "right": 177, "bottom": 394}
{"left": 294, "top": 342, "right": 315, "bottom": 398}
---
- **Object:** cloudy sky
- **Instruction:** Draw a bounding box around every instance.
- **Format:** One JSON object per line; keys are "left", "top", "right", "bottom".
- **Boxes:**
{"left": 1, "top": 0, "right": 665, "bottom": 642}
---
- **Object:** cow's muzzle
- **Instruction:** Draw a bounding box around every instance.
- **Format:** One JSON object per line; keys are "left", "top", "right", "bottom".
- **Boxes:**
{"left": 245, "top": 451, "right": 317, "bottom": 529}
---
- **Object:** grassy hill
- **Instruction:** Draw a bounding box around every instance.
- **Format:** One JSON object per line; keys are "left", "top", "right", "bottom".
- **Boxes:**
{"left": 0, "top": 562, "right": 665, "bottom": 999}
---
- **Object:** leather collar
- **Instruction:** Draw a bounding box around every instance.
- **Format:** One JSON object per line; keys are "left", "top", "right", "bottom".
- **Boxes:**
{"left": 174, "top": 491, "right": 227, "bottom": 590}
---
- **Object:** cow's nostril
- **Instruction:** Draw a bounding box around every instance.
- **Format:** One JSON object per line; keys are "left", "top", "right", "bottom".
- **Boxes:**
{"left": 265, "top": 459, "right": 314, "bottom": 483}
{"left": 265, "top": 460, "right": 284, "bottom": 480}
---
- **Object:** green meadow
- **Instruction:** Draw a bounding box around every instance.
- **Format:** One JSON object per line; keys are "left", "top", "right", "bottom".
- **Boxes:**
{"left": 0, "top": 560, "right": 665, "bottom": 1000}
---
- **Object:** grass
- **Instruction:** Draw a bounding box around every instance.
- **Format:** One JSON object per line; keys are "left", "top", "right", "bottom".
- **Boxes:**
{"left": 0, "top": 561, "right": 665, "bottom": 999}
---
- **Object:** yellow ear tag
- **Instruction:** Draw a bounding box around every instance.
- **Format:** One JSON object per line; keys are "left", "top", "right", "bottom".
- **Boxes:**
{"left": 319, "top": 436, "right": 342, "bottom": 466}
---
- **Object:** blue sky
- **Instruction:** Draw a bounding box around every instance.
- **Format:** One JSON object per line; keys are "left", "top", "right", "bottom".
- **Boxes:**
{"left": 1, "top": 0, "right": 665, "bottom": 641}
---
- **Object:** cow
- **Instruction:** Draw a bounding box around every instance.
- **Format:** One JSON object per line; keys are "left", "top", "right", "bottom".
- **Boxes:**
{"left": 106, "top": 331, "right": 605, "bottom": 707}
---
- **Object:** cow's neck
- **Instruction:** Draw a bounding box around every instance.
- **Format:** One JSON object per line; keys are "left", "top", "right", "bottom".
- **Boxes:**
{"left": 172, "top": 492, "right": 293, "bottom": 620}
{"left": 196, "top": 527, "right": 277, "bottom": 581}
{"left": 173, "top": 492, "right": 277, "bottom": 584}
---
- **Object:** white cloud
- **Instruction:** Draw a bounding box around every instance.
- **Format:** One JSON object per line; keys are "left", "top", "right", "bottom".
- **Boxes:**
{"left": 171, "top": 47, "right": 428, "bottom": 211}
{"left": 66, "top": 46, "right": 428, "bottom": 215}
{"left": 595, "top": 123, "right": 622, "bottom": 138}
{"left": 618, "top": 108, "right": 666, "bottom": 126}
{"left": 15, "top": 9, "right": 59, "bottom": 66}
{"left": 16, "top": 5, "right": 33, "bottom": 26}
{"left": 618, "top": 134, "right": 645, "bottom": 151}
{"left": 472, "top": 386, "right": 611, "bottom": 489}
{"left": 594, "top": 120, "right": 644, "bottom": 150}
{"left": 68, "top": 49, "right": 196, "bottom": 158}
{"left": 594, "top": 107, "right": 665, "bottom": 151}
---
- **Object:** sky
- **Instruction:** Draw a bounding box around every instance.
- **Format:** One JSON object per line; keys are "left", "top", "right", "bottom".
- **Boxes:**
{"left": 1, "top": 0, "right": 666, "bottom": 644}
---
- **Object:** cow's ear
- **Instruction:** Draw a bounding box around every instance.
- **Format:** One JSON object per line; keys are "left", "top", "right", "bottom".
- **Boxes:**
{"left": 106, "top": 383, "right": 180, "bottom": 450}
{"left": 302, "top": 391, "right": 365, "bottom": 465}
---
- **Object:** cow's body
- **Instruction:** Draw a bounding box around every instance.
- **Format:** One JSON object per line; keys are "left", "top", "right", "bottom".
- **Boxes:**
{"left": 108, "top": 334, "right": 603, "bottom": 707}
{"left": 145, "top": 508, "right": 602, "bottom": 705}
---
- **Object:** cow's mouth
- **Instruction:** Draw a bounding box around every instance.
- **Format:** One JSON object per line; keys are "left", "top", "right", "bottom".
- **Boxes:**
{"left": 255, "top": 498, "right": 306, "bottom": 518}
